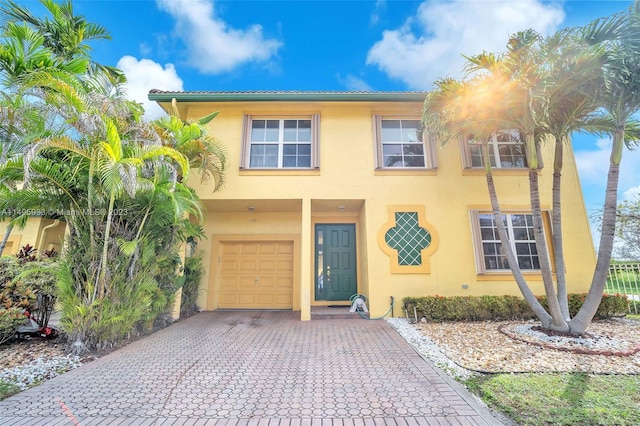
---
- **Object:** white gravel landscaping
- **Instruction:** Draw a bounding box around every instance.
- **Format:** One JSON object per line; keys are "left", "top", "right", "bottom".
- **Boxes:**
{"left": 0, "top": 355, "right": 82, "bottom": 390}
{"left": 391, "top": 317, "right": 640, "bottom": 374}
{"left": 386, "top": 317, "right": 478, "bottom": 381}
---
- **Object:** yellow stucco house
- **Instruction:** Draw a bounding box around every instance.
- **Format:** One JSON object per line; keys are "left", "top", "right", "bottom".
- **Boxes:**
{"left": 1, "top": 90, "right": 596, "bottom": 321}
{"left": 145, "top": 90, "right": 596, "bottom": 320}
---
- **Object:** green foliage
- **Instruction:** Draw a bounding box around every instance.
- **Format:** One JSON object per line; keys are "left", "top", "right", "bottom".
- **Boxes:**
{"left": 625, "top": 299, "right": 640, "bottom": 315}
{"left": 0, "top": 380, "right": 21, "bottom": 400}
{"left": 404, "top": 293, "right": 629, "bottom": 322}
{"left": 0, "top": 256, "right": 57, "bottom": 310}
{"left": 0, "top": 256, "right": 58, "bottom": 337}
{"left": 613, "top": 196, "right": 640, "bottom": 259}
{"left": 180, "top": 253, "right": 203, "bottom": 318}
{"left": 0, "top": 257, "right": 21, "bottom": 298}
{"left": 404, "top": 295, "right": 532, "bottom": 322}
{"left": 57, "top": 256, "right": 155, "bottom": 352}
{"left": 0, "top": 0, "right": 226, "bottom": 355}
{"left": 466, "top": 373, "right": 640, "bottom": 426}
{"left": 536, "top": 293, "right": 629, "bottom": 319}
{"left": 606, "top": 263, "right": 640, "bottom": 294}
{"left": 16, "top": 260, "right": 59, "bottom": 328}
{"left": 0, "top": 307, "right": 24, "bottom": 345}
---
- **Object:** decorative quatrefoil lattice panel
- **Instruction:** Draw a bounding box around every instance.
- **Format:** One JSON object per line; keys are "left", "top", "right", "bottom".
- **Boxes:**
{"left": 385, "top": 212, "right": 431, "bottom": 266}
{"left": 377, "top": 205, "right": 438, "bottom": 273}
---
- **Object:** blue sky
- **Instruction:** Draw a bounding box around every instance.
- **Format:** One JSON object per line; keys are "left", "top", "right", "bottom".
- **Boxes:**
{"left": 20, "top": 0, "right": 640, "bottom": 231}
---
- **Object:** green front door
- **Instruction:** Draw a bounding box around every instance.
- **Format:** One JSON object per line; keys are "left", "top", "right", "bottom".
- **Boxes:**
{"left": 315, "top": 224, "right": 357, "bottom": 301}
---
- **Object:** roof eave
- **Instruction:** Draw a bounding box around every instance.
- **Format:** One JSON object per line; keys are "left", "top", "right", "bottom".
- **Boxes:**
{"left": 147, "top": 92, "right": 427, "bottom": 103}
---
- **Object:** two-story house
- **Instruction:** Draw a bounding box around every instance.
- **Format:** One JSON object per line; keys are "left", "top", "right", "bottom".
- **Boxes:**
{"left": 144, "top": 90, "right": 596, "bottom": 320}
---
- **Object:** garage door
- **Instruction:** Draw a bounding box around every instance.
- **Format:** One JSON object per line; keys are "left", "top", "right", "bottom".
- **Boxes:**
{"left": 218, "top": 241, "right": 293, "bottom": 309}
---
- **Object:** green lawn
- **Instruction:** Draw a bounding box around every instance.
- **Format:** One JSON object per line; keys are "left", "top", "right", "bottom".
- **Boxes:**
{"left": 0, "top": 381, "right": 20, "bottom": 400}
{"left": 466, "top": 373, "right": 640, "bottom": 426}
{"left": 606, "top": 268, "right": 640, "bottom": 295}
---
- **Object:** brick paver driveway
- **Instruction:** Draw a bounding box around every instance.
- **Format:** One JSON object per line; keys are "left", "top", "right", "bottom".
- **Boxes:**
{"left": 0, "top": 311, "right": 502, "bottom": 425}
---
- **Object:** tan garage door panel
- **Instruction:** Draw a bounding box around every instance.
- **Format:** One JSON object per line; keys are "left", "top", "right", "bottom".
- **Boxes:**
{"left": 218, "top": 241, "right": 293, "bottom": 309}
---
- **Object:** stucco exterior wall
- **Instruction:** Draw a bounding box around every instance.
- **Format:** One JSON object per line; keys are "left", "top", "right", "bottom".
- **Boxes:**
{"left": 166, "top": 98, "right": 596, "bottom": 318}
{"left": 0, "top": 217, "right": 44, "bottom": 256}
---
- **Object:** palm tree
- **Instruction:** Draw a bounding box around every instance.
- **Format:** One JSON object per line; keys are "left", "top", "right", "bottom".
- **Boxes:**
{"left": 425, "top": 3, "right": 640, "bottom": 335}
{"left": 569, "top": 2, "right": 640, "bottom": 334}
{"left": 0, "top": 0, "right": 107, "bottom": 255}
{"left": 0, "top": 0, "right": 122, "bottom": 81}
{"left": 465, "top": 31, "right": 570, "bottom": 331}
{"left": 424, "top": 75, "right": 557, "bottom": 329}
{"left": 92, "top": 118, "right": 189, "bottom": 298}
{"left": 153, "top": 105, "right": 227, "bottom": 190}
{"left": 0, "top": 1, "right": 227, "bottom": 353}
{"left": 536, "top": 30, "right": 607, "bottom": 320}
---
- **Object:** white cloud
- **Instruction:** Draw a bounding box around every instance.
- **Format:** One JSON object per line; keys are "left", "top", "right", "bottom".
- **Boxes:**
{"left": 623, "top": 186, "right": 640, "bottom": 201}
{"left": 156, "top": 0, "right": 281, "bottom": 74}
{"left": 337, "top": 74, "right": 374, "bottom": 91}
{"left": 117, "top": 56, "right": 184, "bottom": 121}
{"left": 370, "top": 0, "right": 386, "bottom": 26}
{"left": 575, "top": 137, "right": 640, "bottom": 205}
{"left": 574, "top": 138, "right": 612, "bottom": 186}
{"left": 366, "top": 0, "right": 565, "bottom": 89}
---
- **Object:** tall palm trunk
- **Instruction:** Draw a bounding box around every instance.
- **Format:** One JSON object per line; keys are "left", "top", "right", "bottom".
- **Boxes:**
{"left": 529, "top": 168, "right": 569, "bottom": 332}
{"left": 0, "top": 223, "right": 13, "bottom": 255}
{"left": 482, "top": 144, "right": 552, "bottom": 326}
{"left": 552, "top": 137, "right": 570, "bottom": 319}
{"left": 97, "top": 190, "right": 116, "bottom": 298}
{"left": 570, "top": 128, "right": 624, "bottom": 334}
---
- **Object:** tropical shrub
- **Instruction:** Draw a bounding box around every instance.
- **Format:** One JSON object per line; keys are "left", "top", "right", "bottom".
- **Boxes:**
{"left": 537, "top": 293, "right": 629, "bottom": 319}
{"left": 0, "top": 308, "right": 24, "bottom": 345}
{"left": 0, "top": 256, "right": 59, "bottom": 343}
{"left": 404, "top": 294, "right": 629, "bottom": 323}
{"left": 180, "top": 253, "right": 204, "bottom": 318}
{"left": 16, "top": 261, "right": 59, "bottom": 328}
{"left": 0, "top": 1, "right": 225, "bottom": 355}
{"left": 15, "top": 244, "right": 37, "bottom": 263}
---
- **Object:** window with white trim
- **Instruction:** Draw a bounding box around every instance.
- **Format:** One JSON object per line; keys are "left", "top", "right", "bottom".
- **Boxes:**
{"left": 242, "top": 116, "right": 319, "bottom": 169}
{"left": 463, "top": 130, "right": 527, "bottom": 169}
{"left": 374, "top": 116, "right": 436, "bottom": 169}
{"left": 471, "top": 212, "right": 546, "bottom": 272}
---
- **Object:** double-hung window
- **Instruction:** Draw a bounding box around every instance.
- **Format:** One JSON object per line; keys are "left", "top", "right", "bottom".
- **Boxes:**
{"left": 242, "top": 116, "right": 319, "bottom": 169}
{"left": 374, "top": 117, "right": 436, "bottom": 169}
{"left": 471, "top": 212, "right": 546, "bottom": 273}
{"left": 464, "top": 130, "right": 527, "bottom": 169}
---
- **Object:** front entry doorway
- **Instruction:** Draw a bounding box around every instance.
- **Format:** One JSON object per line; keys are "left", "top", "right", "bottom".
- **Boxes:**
{"left": 315, "top": 224, "right": 357, "bottom": 301}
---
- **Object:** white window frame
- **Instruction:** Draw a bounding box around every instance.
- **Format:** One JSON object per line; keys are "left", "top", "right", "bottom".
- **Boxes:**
{"left": 241, "top": 115, "right": 320, "bottom": 169}
{"left": 461, "top": 130, "right": 528, "bottom": 169}
{"left": 373, "top": 115, "right": 436, "bottom": 169}
{"left": 470, "top": 210, "right": 550, "bottom": 273}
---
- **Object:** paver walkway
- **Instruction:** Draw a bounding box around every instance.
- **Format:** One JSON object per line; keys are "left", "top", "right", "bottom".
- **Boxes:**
{"left": 0, "top": 311, "right": 503, "bottom": 425}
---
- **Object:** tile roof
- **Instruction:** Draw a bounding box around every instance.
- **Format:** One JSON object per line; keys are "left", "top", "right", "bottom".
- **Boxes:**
{"left": 147, "top": 90, "right": 428, "bottom": 102}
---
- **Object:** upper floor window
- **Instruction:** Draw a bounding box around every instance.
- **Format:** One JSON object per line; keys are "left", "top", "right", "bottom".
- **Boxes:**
{"left": 242, "top": 115, "right": 319, "bottom": 169}
{"left": 464, "top": 130, "right": 527, "bottom": 169}
{"left": 374, "top": 116, "right": 436, "bottom": 169}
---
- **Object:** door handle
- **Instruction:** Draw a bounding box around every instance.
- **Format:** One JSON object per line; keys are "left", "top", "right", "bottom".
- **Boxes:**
{"left": 326, "top": 266, "right": 331, "bottom": 281}
{"left": 254, "top": 277, "right": 259, "bottom": 285}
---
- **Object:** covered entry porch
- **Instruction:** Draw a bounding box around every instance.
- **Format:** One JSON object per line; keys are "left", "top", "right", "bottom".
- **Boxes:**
{"left": 200, "top": 199, "right": 368, "bottom": 320}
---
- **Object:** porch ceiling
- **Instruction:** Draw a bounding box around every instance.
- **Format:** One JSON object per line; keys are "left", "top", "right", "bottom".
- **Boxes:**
{"left": 203, "top": 199, "right": 302, "bottom": 213}
{"left": 311, "top": 199, "right": 364, "bottom": 213}
{"left": 202, "top": 199, "right": 365, "bottom": 214}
